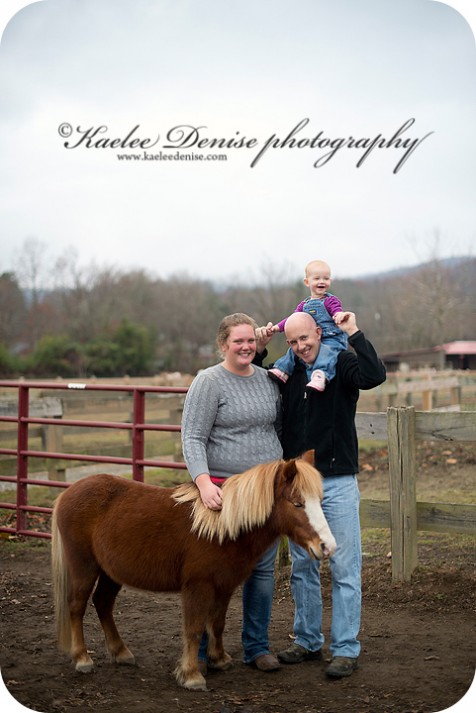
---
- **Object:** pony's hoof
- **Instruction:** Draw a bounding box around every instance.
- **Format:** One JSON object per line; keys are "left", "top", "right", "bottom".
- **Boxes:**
{"left": 182, "top": 676, "right": 208, "bottom": 692}
{"left": 209, "top": 653, "right": 233, "bottom": 671}
{"left": 117, "top": 656, "right": 136, "bottom": 666}
{"left": 75, "top": 659, "right": 94, "bottom": 674}
{"left": 175, "top": 668, "right": 208, "bottom": 692}
{"left": 113, "top": 648, "right": 136, "bottom": 666}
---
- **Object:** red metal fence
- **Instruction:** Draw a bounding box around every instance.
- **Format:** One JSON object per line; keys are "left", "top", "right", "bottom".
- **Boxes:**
{"left": 0, "top": 380, "right": 188, "bottom": 540}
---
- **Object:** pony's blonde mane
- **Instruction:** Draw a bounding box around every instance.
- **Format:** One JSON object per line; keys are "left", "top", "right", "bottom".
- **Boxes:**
{"left": 173, "top": 458, "right": 323, "bottom": 544}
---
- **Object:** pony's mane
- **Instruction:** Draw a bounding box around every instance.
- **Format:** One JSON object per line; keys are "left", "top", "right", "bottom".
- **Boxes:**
{"left": 172, "top": 458, "right": 323, "bottom": 544}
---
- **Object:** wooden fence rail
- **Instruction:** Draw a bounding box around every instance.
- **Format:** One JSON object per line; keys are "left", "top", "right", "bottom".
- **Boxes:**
{"left": 372, "top": 371, "right": 467, "bottom": 411}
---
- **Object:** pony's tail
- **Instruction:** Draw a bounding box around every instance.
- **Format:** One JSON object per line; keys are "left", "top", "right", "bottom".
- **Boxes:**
{"left": 51, "top": 495, "right": 72, "bottom": 652}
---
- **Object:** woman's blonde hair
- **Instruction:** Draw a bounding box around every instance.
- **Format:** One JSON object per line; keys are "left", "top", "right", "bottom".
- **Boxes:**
{"left": 216, "top": 313, "right": 258, "bottom": 358}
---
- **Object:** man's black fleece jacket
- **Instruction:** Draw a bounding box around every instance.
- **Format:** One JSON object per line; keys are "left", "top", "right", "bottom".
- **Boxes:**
{"left": 256, "top": 330, "right": 386, "bottom": 477}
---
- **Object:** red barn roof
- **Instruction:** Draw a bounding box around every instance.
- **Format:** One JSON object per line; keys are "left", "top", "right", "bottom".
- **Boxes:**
{"left": 438, "top": 341, "right": 476, "bottom": 355}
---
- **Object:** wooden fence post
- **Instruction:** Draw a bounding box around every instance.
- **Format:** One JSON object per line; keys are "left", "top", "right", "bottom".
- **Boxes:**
{"left": 387, "top": 406, "right": 418, "bottom": 582}
{"left": 421, "top": 389, "right": 433, "bottom": 411}
{"left": 42, "top": 417, "right": 65, "bottom": 482}
{"left": 450, "top": 384, "right": 462, "bottom": 409}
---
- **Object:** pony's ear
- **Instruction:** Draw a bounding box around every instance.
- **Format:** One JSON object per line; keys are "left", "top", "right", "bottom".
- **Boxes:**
{"left": 299, "top": 450, "right": 315, "bottom": 465}
{"left": 282, "top": 459, "right": 298, "bottom": 483}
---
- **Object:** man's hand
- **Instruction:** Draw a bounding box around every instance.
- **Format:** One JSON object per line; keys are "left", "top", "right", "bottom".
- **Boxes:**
{"left": 333, "top": 311, "right": 359, "bottom": 336}
{"left": 255, "top": 322, "right": 274, "bottom": 353}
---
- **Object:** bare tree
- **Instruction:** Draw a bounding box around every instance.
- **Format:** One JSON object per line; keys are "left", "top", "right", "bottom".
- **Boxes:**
{"left": 0, "top": 272, "right": 27, "bottom": 348}
{"left": 14, "top": 237, "right": 50, "bottom": 349}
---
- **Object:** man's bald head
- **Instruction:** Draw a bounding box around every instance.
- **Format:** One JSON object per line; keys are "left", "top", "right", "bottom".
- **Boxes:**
{"left": 284, "top": 312, "right": 322, "bottom": 365}
{"left": 284, "top": 312, "right": 317, "bottom": 335}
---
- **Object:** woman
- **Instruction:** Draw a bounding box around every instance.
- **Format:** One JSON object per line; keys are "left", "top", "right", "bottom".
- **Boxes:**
{"left": 181, "top": 313, "right": 283, "bottom": 672}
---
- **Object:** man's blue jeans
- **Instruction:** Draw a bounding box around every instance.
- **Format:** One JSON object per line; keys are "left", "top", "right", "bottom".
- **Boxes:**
{"left": 199, "top": 540, "right": 279, "bottom": 664}
{"left": 288, "top": 474, "right": 362, "bottom": 658}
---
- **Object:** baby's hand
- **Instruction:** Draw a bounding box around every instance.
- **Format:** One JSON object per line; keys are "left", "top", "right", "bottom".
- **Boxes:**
{"left": 270, "top": 324, "right": 280, "bottom": 334}
{"left": 333, "top": 311, "right": 346, "bottom": 325}
{"left": 255, "top": 323, "right": 274, "bottom": 352}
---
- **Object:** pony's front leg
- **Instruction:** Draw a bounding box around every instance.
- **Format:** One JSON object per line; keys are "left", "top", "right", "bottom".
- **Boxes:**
{"left": 174, "top": 589, "right": 209, "bottom": 691}
{"left": 175, "top": 631, "right": 208, "bottom": 691}
{"left": 207, "top": 596, "right": 233, "bottom": 671}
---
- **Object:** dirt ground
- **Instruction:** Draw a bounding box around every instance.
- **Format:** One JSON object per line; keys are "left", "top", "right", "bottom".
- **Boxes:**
{"left": 1, "top": 443, "right": 475, "bottom": 713}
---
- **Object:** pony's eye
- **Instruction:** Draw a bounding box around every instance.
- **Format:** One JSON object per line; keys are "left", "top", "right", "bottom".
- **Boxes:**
{"left": 293, "top": 501, "right": 304, "bottom": 508}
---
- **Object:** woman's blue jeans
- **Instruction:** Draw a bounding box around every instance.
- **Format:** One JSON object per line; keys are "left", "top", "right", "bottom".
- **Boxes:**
{"left": 288, "top": 474, "right": 362, "bottom": 658}
{"left": 241, "top": 540, "right": 280, "bottom": 663}
{"left": 198, "top": 540, "right": 279, "bottom": 664}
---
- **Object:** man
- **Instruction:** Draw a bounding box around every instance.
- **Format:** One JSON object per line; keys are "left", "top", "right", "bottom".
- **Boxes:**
{"left": 255, "top": 310, "right": 386, "bottom": 678}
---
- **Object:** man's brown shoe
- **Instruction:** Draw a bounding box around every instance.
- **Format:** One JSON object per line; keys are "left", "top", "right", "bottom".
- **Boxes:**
{"left": 252, "top": 654, "right": 281, "bottom": 671}
{"left": 325, "top": 656, "right": 358, "bottom": 678}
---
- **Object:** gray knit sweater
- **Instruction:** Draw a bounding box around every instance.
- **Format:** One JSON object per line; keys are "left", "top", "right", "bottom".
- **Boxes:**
{"left": 181, "top": 364, "right": 283, "bottom": 480}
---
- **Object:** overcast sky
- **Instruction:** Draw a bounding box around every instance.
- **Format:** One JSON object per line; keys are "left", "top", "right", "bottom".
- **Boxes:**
{"left": 0, "top": 7, "right": 475, "bottom": 713}
{"left": 0, "top": 0, "right": 475, "bottom": 290}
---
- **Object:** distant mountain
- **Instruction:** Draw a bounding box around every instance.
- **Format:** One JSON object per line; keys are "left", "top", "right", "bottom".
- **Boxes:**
{"left": 356, "top": 255, "right": 473, "bottom": 281}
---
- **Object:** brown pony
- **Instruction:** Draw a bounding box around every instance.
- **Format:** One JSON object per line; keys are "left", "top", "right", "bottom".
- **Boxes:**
{"left": 51, "top": 455, "right": 336, "bottom": 691}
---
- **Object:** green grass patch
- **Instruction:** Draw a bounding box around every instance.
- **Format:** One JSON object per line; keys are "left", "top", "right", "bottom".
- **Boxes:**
{"left": 361, "top": 528, "right": 391, "bottom": 557}
{"left": 358, "top": 439, "right": 387, "bottom": 452}
{"left": 144, "top": 468, "right": 189, "bottom": 487}
{"left": 0, "top": 536, "right": 49, "bottom": 554}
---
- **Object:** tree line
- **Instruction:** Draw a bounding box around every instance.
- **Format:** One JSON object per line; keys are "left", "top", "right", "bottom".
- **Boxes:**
{"left": 0, "top": 247, "right": 474, "bottom": 378}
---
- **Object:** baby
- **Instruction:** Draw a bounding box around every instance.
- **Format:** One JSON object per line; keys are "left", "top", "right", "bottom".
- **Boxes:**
{"left": 268, "top": 259, "right": 348, "bottom": 391}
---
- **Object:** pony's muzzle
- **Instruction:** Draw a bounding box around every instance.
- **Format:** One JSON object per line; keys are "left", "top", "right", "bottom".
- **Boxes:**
{"left": 320, "top": 534, "right": 337, "bottom": 558}
{"left": 306, "top": 537, "right": 336, "bottom": 560}
{"left": 308, "top": 541, "right": 325, "bottom": 560}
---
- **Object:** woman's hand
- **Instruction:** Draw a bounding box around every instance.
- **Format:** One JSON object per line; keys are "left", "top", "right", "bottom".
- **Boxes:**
{"left": 195, "top": 473, "right": 223, "bottom": 510}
